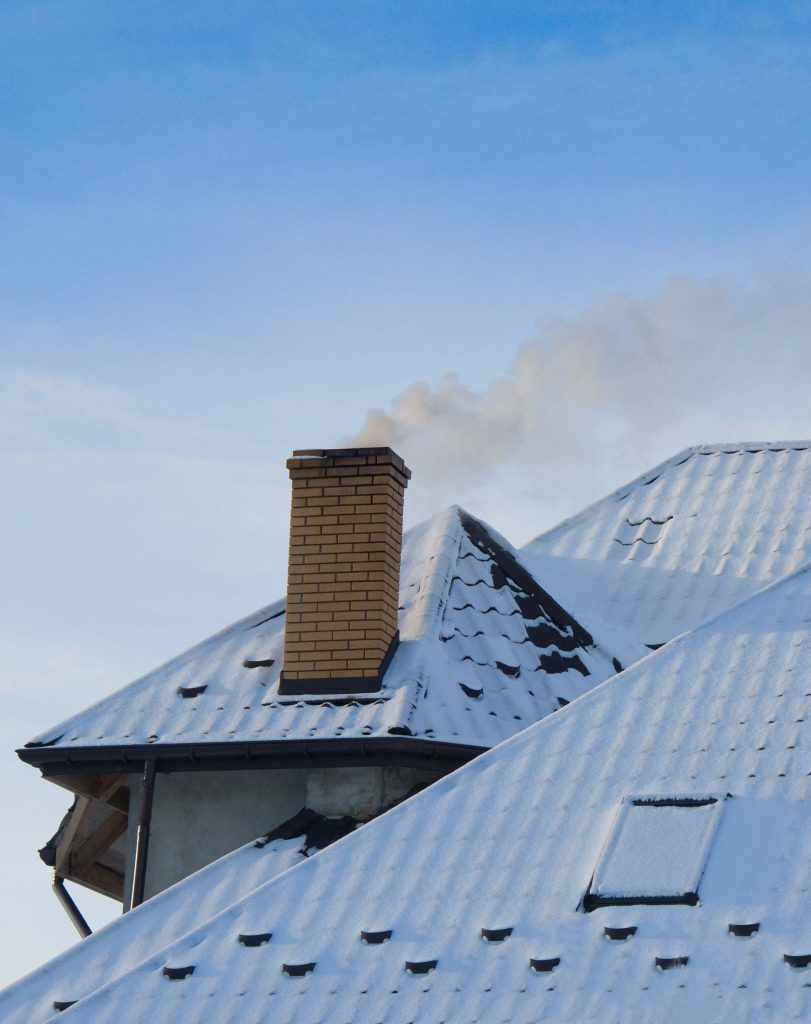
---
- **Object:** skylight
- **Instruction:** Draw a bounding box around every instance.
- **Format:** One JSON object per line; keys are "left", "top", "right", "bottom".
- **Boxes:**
{"left": 584, "top": 795, "right": 725, "bottom": 911}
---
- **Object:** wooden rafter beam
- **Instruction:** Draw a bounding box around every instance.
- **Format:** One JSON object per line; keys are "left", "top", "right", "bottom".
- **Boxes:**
{"left": 47, "top": 773, "right": 129, "bottom": 812}
{"left": 71, "top": 809, "right": 128, "bottom": 876}
{"left": 54, "top": 796, "right": 92, "bottom": 877}
{"left": 65, "top": 861, "right": 124, "bottom": 901}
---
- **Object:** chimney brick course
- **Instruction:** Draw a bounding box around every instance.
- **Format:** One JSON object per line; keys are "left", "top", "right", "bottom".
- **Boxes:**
{"left": 279, "top": 447, "right": 410, "bottom": 695}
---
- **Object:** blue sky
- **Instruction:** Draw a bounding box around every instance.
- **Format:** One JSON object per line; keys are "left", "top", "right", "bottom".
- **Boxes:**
{"left": 3, "top": 0, "right": 811, "bottom": 984}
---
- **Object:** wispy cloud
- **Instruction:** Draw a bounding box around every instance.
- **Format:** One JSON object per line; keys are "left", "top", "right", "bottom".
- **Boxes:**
{"left": 0, "top": 368, "right": 288, "bottom": 586}
{"left": 0, "top": 369, "right": 241, "bottom": 456}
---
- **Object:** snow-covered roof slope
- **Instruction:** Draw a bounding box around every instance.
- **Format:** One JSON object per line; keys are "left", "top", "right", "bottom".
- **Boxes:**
{"left": 523, "top": 441, "right": 811, "bottom": 646}
{"left": 20, "top": 560, "right": 811, "bottom": 1023}
{"left": 0, "top": 816, "right": 324, "bottom": 1024}
{"left": 24, "top": 507, "right": 637, "bottom": 759}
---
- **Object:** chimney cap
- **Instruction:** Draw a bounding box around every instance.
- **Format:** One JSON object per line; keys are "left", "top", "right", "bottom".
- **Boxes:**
{"left": 292, "top": 446, "right": 399, "bottom": 459}
{"left": 288, "top": 447, "right": 411, "bottom": 477}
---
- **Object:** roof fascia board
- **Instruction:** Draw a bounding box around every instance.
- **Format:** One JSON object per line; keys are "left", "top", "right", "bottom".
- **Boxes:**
{"left": 17, "top": 737, "right": 486, "bottom": 777}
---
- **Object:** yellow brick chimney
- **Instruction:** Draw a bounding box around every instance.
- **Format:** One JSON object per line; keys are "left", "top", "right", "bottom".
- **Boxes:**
{"left": 279, "top": 447, "right": 411, "bottom": 695}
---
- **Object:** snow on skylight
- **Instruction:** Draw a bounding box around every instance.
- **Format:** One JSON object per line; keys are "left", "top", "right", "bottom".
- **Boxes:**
{"left": 585, "top": 795, "right": 725, "bottom": 910}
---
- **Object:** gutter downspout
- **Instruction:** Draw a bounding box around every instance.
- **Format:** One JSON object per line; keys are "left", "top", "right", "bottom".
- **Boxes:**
{"left": 52, "top": 874, "right": 91, "bottom": 938}
{"left": 128, "top": 758, "right": 155, "bottom": 910}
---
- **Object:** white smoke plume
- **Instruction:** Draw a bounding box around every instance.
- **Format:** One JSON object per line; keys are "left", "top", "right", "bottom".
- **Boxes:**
{"left": 349, "top": 275, "right": 811, "bottom": 538}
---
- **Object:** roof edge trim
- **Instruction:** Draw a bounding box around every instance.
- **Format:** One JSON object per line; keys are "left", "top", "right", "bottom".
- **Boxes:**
{"left": 16, "top": 737, "right": 486, "bottom": 776}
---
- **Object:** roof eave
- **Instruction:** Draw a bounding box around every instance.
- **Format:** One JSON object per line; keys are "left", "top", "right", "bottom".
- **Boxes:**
{"left": 16, "top": 736, "right": 486, "bottom": 777}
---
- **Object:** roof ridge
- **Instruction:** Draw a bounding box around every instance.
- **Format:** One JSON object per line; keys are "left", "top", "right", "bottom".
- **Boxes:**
{"left": 691, "top": 439, "right": 811, "bottom": 454}
{"left": 400, "top": 505, "right": 466, "bottom": 641}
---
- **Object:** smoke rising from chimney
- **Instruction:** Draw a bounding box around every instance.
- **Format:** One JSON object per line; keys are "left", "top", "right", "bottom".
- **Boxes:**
{"left": 348, "top": 275, "right": 811, "bottom": 537}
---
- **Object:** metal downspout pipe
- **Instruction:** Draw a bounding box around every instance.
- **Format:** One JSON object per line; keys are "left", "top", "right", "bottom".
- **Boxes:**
{"left": 52, "top": 874, "right": 92, "bottom": 938}
{"left": 128, "top": 758, "right": 156, "bottom": 910}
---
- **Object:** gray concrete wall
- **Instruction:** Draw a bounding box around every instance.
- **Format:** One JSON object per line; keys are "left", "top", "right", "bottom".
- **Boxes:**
{"left": 124, "top": 764, "right": 445, "bottom": 905}
{"left": 143, "top": 768, "right": 307, "bottom": 900}
{"left": 306, "top": 766, "right": 442, "bottom": 818}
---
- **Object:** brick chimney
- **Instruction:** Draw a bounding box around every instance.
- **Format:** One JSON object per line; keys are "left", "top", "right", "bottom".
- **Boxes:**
{"left": 279, "top": 447, "right": 411, "bottom": 695}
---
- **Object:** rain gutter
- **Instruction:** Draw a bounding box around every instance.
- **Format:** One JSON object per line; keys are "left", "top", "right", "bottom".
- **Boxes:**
{"left": 18, "top": 737, "right": 485, "bottom": 777}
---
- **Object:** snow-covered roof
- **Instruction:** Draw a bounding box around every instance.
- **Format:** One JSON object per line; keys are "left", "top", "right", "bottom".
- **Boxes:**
{"left": 23, "top": 507, "right": 637, "bottom": 765}
{"left": 0, "top": 815, "right": 321, "bottom": 1024}
{"left": 10, "top": 556, "right": 811, "bottom": 1023}
{"left": 523, "top": 441, "right": 811, "bottom": 646}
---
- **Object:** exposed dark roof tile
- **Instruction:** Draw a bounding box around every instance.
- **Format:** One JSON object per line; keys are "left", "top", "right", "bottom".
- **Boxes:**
{"left": 238, "top": 933, "right": 271, "bottom": 947}
{"left": 161, "top": 966, "right": 194, "bottom": 981}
